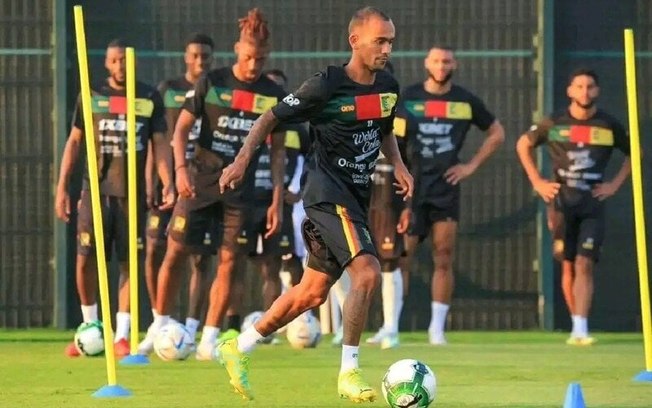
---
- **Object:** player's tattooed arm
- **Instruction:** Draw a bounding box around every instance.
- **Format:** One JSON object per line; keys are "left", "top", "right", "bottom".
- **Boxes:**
{"left": 55, "top": 126, "right": 84, "bottom": 222}
{"left": 219, "top": 110, "right": 280, "bottom": 192}
{"left": 265, "top": 130, "right": 286, "bottom": 238}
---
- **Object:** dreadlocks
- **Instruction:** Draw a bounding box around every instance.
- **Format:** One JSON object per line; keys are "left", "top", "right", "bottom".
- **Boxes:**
{"left": 238, "top": 8, "right": 270, "bottom": 48}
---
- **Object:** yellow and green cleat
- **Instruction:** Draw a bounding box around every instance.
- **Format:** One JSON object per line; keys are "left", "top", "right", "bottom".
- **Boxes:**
{"left": 338, "top": 368, "right": 377, "bottom": 403}
{"left": 218, "top": 328, "right": 240, "bottom": 344}
{"left": 218, "top": 339, "right": 254, "bottom": 400}
{"left": 566, "top": 336, "right": 597, "bottom": 346}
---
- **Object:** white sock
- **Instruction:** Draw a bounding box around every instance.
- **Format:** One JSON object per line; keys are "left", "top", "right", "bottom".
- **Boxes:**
{"left": 115, "top": 312, "right": 131, "bottom": 342}
{"left": 199, "top": 325, "right": 220, "bottom": 346}
{"left": 185, "top": 317, "right": 200, "bottom": 340}
{"left": 81, "top": 304, "right": 98, "bottom": 322}
{"left": 151, "top": 308, "right": 160, "bottom": 320}
{"left": 382, "top": 269, "right": 403, "bottom": 334}
{"left": 430, "top": 301, "right": 450, "bottom": 334}
{"left": 237, "top": 326, "right": 264, "bottom": 353}
{"left": 150, "top": 315, "right": 170, "bottom": 336}
{"left": 573, "top": 316, "right": 588, "bottom": 338}
{"left": 340, "top": 345, "right": 359, "bottom": 373}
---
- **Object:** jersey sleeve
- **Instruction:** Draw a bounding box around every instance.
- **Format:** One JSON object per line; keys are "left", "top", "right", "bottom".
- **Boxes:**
{"left": 272, "top": 72, "right": 329, "bottom": 124}
{"left": 469, "top": 94, "right": 496, "bottom": 131}
{"left": 71, "top": 93, "right": 84, "bottom": 131}
{"left": 182, "top": 73, "right": 209, "bottom": 118}
{"left": 149, "top": 89, "right": 167, "bottom": 134}
{"left": 525, "top": 117, "right": 554, "bottom": 147}
{"left": 611, "top": 118, "right": 630, "bottom": 156}
{"left": 380, "top": 84, "right": 400, "bottom": 136}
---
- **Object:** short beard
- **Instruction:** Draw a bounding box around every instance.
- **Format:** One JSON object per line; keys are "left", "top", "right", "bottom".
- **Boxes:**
{"left": 429, "top": 71, "right": 453, "bottom": 85}
{"left": 112, "top": 76, "right": 126, "bottom": 87}
{"left": 573, "top": 98, "right": 595, "bottom": 109}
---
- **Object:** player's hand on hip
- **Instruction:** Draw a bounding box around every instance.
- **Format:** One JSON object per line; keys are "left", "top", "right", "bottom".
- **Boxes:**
{"left": 55, "top": 189, "right": 71, "bottom": 223}
{"left": 393, "top": 162, "right": 414, "bottom": 201}
{"left": 219, "top": 159, "right": 247, "bottom": 194}
{"left": 264, "top": 202, "right": 282, "bottom": 239}
{"left": 159, "top": 184, "right": 176, "bottom": 210}
{"left": 592, "top": 181, "right": 618, "bottom": 201}
{"left": 533, "top": 178, "right": 561, "bottom": 203}
{"left": 175, "top": 166, "right": 195, "bottom": 199}
{"left": 284, "top": 190, "right": 301, "bottom": 205}
{"left": 397, "top": 208, "right": 412, "bottom": 234}
{"left": 445, "top": 163, "right": 475, "bottom": 185}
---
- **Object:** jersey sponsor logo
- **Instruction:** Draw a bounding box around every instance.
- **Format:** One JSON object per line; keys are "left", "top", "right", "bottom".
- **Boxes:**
{"left": 98, "top": 118, "right": 145, "bottom": 133}
{"left": 283, "top": 93, "right": 300, "bottom": 106}
{"left": 434, "top": 136, "right": 455, "bottom": 154}
{"left": 92, "top": 96, "right": 154, "bottom": 117}
{"left": 341, "top": 104, "right": 355, "bottom": 112}
{"left": 352, "top": 127, "right": 381, "bottom": 162}
{"left": 566, "top": 150, "right": 596, "bottom": 173}
{"left": 217, "top": 115, "right": 256, "bottom": 131}
{"left": 557, "top": 149, "right": 600, "bottom": 190}
{"left": 418, "top": 121, "right": 453, "bottom": 135}
{"left": 205, "top": 87, "right": 278, "bottom": 114}
{"left": 405, "top": 100, "right": 472, "bottom": 120}
{"left": 549, "top": 125, "right": 614, "bottom": 146}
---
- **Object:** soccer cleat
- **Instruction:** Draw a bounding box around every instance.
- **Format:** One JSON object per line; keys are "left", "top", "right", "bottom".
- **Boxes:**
{"left": 566, "top": 336, "right": 597, "bottom": 346}
{"left": 217, "top": 328, "right": 240, "bottom": 344}
{"left": 137, "top": 323, "right": 159, "bottom": 355}
{"left": 195, "top": 342, "right": 217, "bottom": 361}
{"left": 429, "top": 331, "right": 448, "bottom": 346}
{"left": 65, "top": 341, "right": 81, "bottom": 357}
{"left": 331, "top": 326, "right": 344, "bottom": 347}
{"left": 114, "top": 338, "right": 130, "bottom": 357}
{"left": 218, "top": 339, "right": 254, "bottom": 400}
{"left": 380, "top": 333, "right": 400, "bottom": 350}
{"left": 338, "top": 369, "right": 377, "bottom": 403}
{"left": 365, "top": 328, "right": 387, "bottom": 345}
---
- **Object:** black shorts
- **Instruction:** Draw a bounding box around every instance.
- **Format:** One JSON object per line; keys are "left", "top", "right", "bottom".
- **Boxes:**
{"left": 238, "top": 203, "right": 295, "bottom": 257}
{"left": 146, "top": 208, "right": 217, "bottom": 255}
{"left": 302, "top": 203, "right": 377, "bottom": 279}
{"left": 409, "top": 197, "right": 460, "bottom": 240}
{"left": 368, "top": 206, "right": 404, "bottom": 261}
{"left": 556, "top": 192, "right": 605, "bottom": 262}
{"left": 76, "top": 190, "right": 144, "bottom": 262}
{"left": 167, "top": 197, "right": 243, "bottom": 254}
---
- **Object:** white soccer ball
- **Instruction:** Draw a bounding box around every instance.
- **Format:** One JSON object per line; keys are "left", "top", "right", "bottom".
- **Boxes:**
{"left": 241, "top": 311, "right": 275, "bottom": 344}
{"left": 153, "top": 322, "right": 195, "bottom": 361}
{"left": 286, "top": 313, "right": 321, "bottom": 349}
{"left": 382, "top": 359, "right": 437, "bottom": 407}
{"left": 74, "top": 320, "right": 105, "bottom": 356}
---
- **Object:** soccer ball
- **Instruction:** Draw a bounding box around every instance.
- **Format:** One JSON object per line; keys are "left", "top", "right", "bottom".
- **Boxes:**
{"left": 153, "top": 322, "right": 195, "bottom": 361}
{"left": 286, "top": 313, "right": 321, "bottom": 349}
{"left": 382, "top": 359, "right": 437, "bottom": 407}
{"left": 74, "top": 320, "right": 105, "bottom": 356}
{"left": 241, "top": 311, "right": 275, "bottom": 344}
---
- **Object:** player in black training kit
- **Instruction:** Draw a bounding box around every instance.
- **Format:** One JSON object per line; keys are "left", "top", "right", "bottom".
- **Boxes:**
{"left": 516, "top": 68, "right": 631, "bottom": 345}
{"left": 395, "top": 46, "right": 504, "bottom": 345}
{"left": 141, "top": 9, "right": 288, "bottom": 361}
{"left": 141, "top": 33, "right": 215, "bottom": 347}
{"left": 55, "top": 39, "right": 173, "bottom": 357}
{"left": 217, "top": 7, "right": 413, "bottom": 402}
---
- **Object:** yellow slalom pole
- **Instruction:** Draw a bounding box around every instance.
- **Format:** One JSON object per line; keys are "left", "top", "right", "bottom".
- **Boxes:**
{"left": 125, "top": 47, "right": 141, "bottom": 356}
{"left": 73, "top": 5, "right": 120, "bottom": 390}
{"left": 624, "top": 28, "right": 652, "bottom": 378}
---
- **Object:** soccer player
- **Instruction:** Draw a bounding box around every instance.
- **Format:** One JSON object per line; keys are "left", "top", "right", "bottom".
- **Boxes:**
{"left": 218, "top": 7, "right": 412, "bottom": 402}
{"left": 516, "top": 68, "right": 631, "bottom": 345}
{"left": 144, "top": 33, "right": 215, "bottom": 341}
{"left": 219, "top": 69, "right": 311, "bottom": 344}
{"left": 139, "top": 9, "right": 287, "bottom": 360}
{"left": 395, "top": 45, "right": 504, "bottom": 345}
{"left": 55, "top": 39, "right": 173, "bottom": 357}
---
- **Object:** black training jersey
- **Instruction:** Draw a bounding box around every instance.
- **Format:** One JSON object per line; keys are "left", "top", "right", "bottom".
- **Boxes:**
{"left": 157, "top": 76, "right": 202, "bottom": 159}
{"left": 252, "top": 124, "right": 311, "bottom": 203}
{"left": 395, "top": 83, "right": 495, "bottom": 205}
{"left": 526, "top": 109, "right": 629, "bottom": 192}
{"left": 182, "top": 67, "right": 287, "bottom": 206}
{"left": 272, "top": 65, "right": 400, "bottom": 213}
{"left": 72, "top": 78, "right": 166, "bottom": 198}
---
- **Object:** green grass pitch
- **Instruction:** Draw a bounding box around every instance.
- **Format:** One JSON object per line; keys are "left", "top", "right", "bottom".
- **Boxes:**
{"left": 0, "top": 330, "right": 649, "bottom": 407}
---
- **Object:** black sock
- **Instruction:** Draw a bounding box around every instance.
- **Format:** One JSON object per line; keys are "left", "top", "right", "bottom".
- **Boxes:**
{"left": 227, "top": 314, "right": 241, "bottom": 331}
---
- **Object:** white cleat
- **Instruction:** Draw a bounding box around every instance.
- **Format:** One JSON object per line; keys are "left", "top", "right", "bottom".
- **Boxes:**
{"left": 195, "top": 342, "right": 217, "bottom": 361}
{"left": 429, "top": 331, "right": 448, "bottom": 346}
{"left": 380, "top": 333, "right": 400, "bottom": 350}
{"left": 365, "top": 328, "right": 388, "bottom": 345}
{"left": 137, "top": 324, "right": 157, "bottom": 355}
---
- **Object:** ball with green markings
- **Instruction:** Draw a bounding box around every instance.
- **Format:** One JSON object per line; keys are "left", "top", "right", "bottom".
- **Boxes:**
{"left": 74, "top": 320, "right": 105, "bottom": 356}
{"left": 382, "top": 359, "right": 436, "bottom": 407}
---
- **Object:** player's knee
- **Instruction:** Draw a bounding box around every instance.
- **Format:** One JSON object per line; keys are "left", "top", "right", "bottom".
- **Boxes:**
{"left": 434, "top": 247, "right": 453, "bottom": 270}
